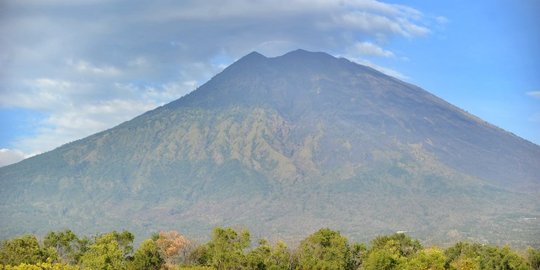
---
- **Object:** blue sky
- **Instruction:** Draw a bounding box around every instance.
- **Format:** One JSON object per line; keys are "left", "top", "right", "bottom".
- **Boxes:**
{"left": 0, "top": 0, "right": 538, "bottom": 166}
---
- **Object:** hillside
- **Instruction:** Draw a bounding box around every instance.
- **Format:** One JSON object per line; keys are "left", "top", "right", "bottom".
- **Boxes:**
{"left": 1, "top": 50, "right": 539, "bottom": 246}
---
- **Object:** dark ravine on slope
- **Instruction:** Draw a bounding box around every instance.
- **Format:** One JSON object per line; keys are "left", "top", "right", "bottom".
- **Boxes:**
{"left": 1, "top": 49, "right": 539, "bottom": 247}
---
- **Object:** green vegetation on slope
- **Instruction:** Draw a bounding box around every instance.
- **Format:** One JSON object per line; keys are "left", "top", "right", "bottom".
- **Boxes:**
{"left": 1, "top": 106, "right": 538, "bottom": 248}
{"left": 1, "top": 228, "right": 539, "bottom": 270}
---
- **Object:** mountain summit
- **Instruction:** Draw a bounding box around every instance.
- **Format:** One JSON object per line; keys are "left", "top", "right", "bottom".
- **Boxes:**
{"left": 1, "top": 50, "right": 539, "bottom": 246}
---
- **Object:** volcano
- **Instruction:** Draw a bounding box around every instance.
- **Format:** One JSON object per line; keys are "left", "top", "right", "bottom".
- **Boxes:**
{"left": 1, "top": 49, "right": 539, "bottom": 246}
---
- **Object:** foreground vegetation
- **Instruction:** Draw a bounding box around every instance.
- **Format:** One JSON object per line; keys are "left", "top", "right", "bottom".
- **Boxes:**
{"left": 1, "top": 228, "right": 539, "bottom": 270}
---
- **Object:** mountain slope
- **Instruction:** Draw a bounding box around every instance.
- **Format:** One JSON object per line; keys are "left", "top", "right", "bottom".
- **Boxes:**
{"left": 1, "top": 49, "right": 539, "bottom": 246}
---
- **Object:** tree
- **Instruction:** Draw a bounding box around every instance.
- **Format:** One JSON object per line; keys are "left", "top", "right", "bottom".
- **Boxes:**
{"left": 527, "top": 247, "right": 540, "bottom": 270}
{"left": 349, "top": 242, "right": 367, "bottom": 270}
{"left": 205, "top": 227, "right": 250, "bottom": 270}
{"left": 444, "top": 242, "right": 528, "bottom": 270}
{"left": 362, "top": 233, "right": 422, "bottom": 270}
{"left": 449, "top": 255, "right": 480, "bottom": 270}
{"left": 246, "top": 239, "right": 270, "bottom": 270}
{"left": 268, "top": 241, "right": 293, "bottom": 270}
{"left": 402, "top": 247, "right": 446, "bottom": 270}
{"left": 130, "top": 239, "right": 163, "bottom": 270}
{"left": 187, "top": 244, "right": 211, "bottom": 267}
{"left": 109, "top": 231, "right": 134, "bottom": 259}
{"left": 43, "top": 230, "right": 88, "bottom": 264}
{"left": 79, "top": 231, "right": 133, "bottom": 270}
{"left": 295, "top": 228, "right": 351, "bottom": 270}
{"left": 0, "top": 261, "right": 79, "bottom": 270}
{"left": 155, "top": 231, "right": 191, "bottom": 269}
{"left": 479, "top": 246, "right": 527, "bottom": 270}
{"left": 247, "top": 239, "right": 292, "bottom": 270}
{"left": 362, "top": 249, "right": 401, "bottom": 270}
{"left": 0, "top": 235, "right": 57, "bottom": 266}
{"left": 444, "top": 242, "right": 480, "bottom": 270}
{"left": 369, "top": 233, "right": 422, "bottom": 258}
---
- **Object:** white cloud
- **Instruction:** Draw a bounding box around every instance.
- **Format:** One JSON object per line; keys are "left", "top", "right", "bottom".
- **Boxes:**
{"left": 352, "top": 42, "right": 394, "bottom": 57}
{"left": 1, "top": 74, "right": 200, "bottom": 154}
{"left": 13, "top": 99, "right": 158, "bottom": 153}
{"left": 118, "top": 80, "right": 198, "bottom": 106}
{"left": 345, "top": 57, "right": 408, "bottom": 80}
{"left": 70, "top": 60, "right": 121, "bottom": 76}
{"left": 338, "top": 12, "right": 425, "bottom": 37}
{"left": 0, "top": 78, "right": 83, "bottom": 110}
{"left": 0, "top": 0, "right": 437, "bottom": 154}
{"left": 0, "top": 149, "right": 27, "bottom": 167}
{"left": 3, "top": 76, "right": 199, "bottom": 154}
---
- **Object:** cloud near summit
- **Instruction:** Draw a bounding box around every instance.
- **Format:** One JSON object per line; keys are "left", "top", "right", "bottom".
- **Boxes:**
{"left": 0, "top": 0, "right": 442, "bottom": 165}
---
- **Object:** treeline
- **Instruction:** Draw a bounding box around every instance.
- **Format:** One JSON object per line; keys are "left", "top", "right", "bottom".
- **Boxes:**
{"left": 1, "top": 227, "right": 539, "bottom": 270}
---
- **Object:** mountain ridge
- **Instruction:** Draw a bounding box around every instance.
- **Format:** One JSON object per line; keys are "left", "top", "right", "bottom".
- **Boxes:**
{"left": 1, "top": 49, "right": 539, "bottom": 247}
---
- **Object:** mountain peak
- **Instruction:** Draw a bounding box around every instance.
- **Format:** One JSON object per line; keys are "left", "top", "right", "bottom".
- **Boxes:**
{"left": 232, "top": 49, "right": 339, "bottom": 70}
{"left": 235, "top": 49, "right": 333, "bottom": 65}
{"left": 242, "top": 51, "right": 266, "bottom": 60}
{"left": 221, "top": 51, "right": 267, "bottom": 70}
{"left": 279, "top": 49, "right": 334, "bottom": 60}
{"left": 284, "top": 48, "right": 311, "bottom": 55}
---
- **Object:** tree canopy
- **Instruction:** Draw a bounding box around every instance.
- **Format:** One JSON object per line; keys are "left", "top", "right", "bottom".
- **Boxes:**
{"left": 0, "top": 228, "right": 537, "bottom": 270}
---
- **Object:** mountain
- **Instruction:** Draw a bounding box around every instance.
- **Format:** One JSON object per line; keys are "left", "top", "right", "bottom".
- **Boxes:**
{"left": 1, "top": 49, "right": 539, "bottom": 247}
